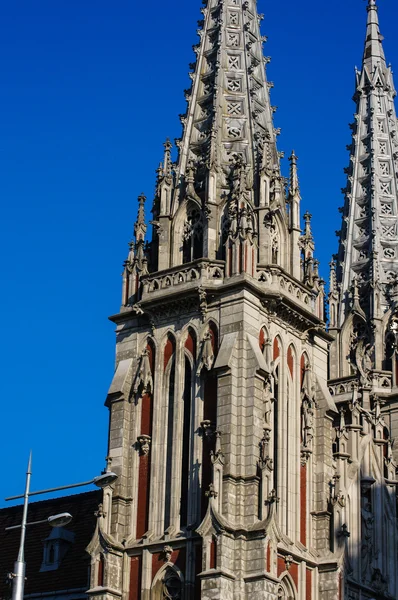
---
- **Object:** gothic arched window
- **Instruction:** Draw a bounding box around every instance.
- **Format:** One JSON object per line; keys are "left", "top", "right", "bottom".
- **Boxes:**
{"left": 162, "top": 567, "right": 182, "bottom": 599}
{"left": 182, "top": 206, "right": 203, "bottom": 264}
{"left": 164, "top": 334, "right": 176, "bottom": 531}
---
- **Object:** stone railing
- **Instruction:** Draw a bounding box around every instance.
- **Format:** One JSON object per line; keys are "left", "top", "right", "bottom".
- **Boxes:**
{"left": 255, "top": 267, "right": 318, "bottom": 314}
{"left": 141, "top": 260, "right": 225, "bottom": 300}
{"left": 141, "top": 262, "right": 319, "bottom": 317}
{"left": 329, "top": 371, "right": 392, "bottom": 398}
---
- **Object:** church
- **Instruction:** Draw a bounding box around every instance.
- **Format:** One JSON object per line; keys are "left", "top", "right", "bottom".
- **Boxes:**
{"left": 85, "top": 1, "right": 398, "bottom": 598}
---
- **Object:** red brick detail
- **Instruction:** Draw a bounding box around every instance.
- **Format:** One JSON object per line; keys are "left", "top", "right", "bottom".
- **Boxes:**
{"left": 277, "top": 556, "right": 298, "bottom": 589}
{"left": 209, "top": 322, "right": 219, "bottom": 357}
{"left": 290, "top": 563, "right": 299, "bottom": 590}
{"left": 195, "top": 543, "right": 203, "bottom": 600}
{"left": 244, "top": 244, "right": 247, "bottom": 273}
{"left": 152, "top": 548, "right": 186, "bottom": 578}
{"left": 98, "top": 554, "right": 104, "bottom": 587}
{"left": 136, "top": 454, "right": 150, "bottom": 539}
{"left": 306, "top": 568, "right": 312, "bottom": 600}
{"left": 141, "top": 393, "right": 153, "bottom": 437}
{"left": 147, "top": 340, "right": 155, "bottom": 372}
{"left": 300, "top": 463, "right": 307, "bottom": 546}
{"left": 287, "top": 345, "right": 294, "bottom": 377}
{"left": 259, "top": 328, "right": 266, "bottom": 352}
{"left": 273, "top": 337, "right": 280, "bottom": 360}
{"left": 164, "top": 336, "right": 175, "bottom": 369}
{"left": 210, "top": 539, "right": 217, "bottom": 569}
{"left": 129, "top": 556, "right": 142, "bottom": 600}
{"left": 185, "top": 329, "right": 197, "bottom": 359}
{"left": 301, "top": 354, "right": 306, "bottom": 387}
{"left": 277, "top": 556, "right": 285, "bottom": 577}
{"left": 266, "top": 543, "right": 271, "bottom": 572}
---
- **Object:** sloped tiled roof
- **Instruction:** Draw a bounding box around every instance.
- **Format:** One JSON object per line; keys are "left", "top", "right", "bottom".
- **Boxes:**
{"left": 0, "top": 490, "right": 101, "bottom": 600}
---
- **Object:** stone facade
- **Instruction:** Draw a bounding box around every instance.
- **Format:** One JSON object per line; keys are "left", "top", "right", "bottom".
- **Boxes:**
{"left": 87, "top": 1, "right": 398, "bottom": 599}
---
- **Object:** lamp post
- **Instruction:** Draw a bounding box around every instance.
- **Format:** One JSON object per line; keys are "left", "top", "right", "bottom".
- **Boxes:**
{"left": 6, "top": 454, "right": 118, "bottom": 600}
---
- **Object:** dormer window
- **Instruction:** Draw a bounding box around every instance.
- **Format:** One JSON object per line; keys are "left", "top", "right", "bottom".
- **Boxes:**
{"left": 40, "top": 527, "right": 75, "bottom": 572}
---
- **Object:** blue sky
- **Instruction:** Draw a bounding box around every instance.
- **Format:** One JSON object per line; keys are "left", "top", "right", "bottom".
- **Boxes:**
{"left": 1, "top": 0, "right": 398, "bottom": 506}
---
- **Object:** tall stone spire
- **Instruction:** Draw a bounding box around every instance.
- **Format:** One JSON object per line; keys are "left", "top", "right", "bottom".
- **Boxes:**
{"left": 363, "top": 0, "right": 386, "bottom": 71}
{"left": 334, "top": 0, "right": 398, "bottom": 327}
{"left": 150, "top": 0, "right": 306, "bottom": 277}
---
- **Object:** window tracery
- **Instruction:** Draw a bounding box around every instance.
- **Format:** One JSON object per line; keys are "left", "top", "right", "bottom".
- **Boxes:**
{"left": 182, "top": 207, "right": 203, "bottom": 263}
{"left": 162, "top": 569, "right": 182, "bottom": 599}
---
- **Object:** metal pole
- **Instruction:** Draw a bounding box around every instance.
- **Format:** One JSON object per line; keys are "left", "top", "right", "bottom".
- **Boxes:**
{"left": 5, "top": 479, "right": 93, "bottom": 502}
{"left": 12, "top": 452, "right": 32, "bottom": 600}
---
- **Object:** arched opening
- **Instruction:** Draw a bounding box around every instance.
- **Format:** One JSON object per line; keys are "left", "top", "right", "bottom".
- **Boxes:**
{"left": 182, "top": 206, "right": 204, "bottom": 264}
{"left": 136, "top": 338, "right": 156, "bottom": 539}
{"left": 273, "top": 337, "right": 281, "bottom": 495}
{"left": 164, "top": 334, "right": 176, "bottom": 531}
{"left": 180, "top": 353, "right": 193, "bottom": 528}
{"left": 278, "top": 575, "right": 297, "bottom": 599}
{"left": 151, "top": 565, "right": 183, "bottom": 600}
{"left": 201, "top": 322, "right": 219, "bottom": 517}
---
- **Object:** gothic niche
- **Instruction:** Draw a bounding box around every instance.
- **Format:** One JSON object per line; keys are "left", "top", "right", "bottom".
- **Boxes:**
{"left": 182, "top": 205, "right": 204, "bottom": 264}
{"left": 133, "top": 347, "right": 153, "bottom": 399}
{"left": 301, "top": 362, "right": 316, "bottom": 460}
{"left": 219, "top": 157, "right": 257, "bottom": 263}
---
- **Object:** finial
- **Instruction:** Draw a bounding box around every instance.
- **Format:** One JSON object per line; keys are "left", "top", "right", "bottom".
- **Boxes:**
{"left": 363, "top": 0, "right": 385, "bottom": 69}
{"left": 134, "top": 194, "right": 147, "bottom": 243}
{"left": 288, "top": 150, "right": 300, "bottom": 197}
{"left": 303, "top": 211, "right": 313, "bottom": 238}
{"left": 163, "top": 139, "right": 173, "bottom": 177}
{"left": 329, "top": 260, "right": 337, "bottom": 293}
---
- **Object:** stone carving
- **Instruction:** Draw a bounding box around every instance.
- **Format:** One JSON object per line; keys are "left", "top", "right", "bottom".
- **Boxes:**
{"left": 259, "top": 428, "right": 273, "bottom": 470}
{"left": 137, "top": 435, "right": 151, "bottom": 456}
{"left": 200, "top": 420, "right": 216, "bottom": 439}
{"left": 371, "top": 568, "right": 388, "bottom": 593}
{"left": 386, "top": 315, "right": 398, "bottom": 358}
{"left": 162, "top": 545, "right": 173, "bottom": 562}
{"left": 284, "top": 555, "right": 293, "bottom": 571}
{"left": 301, "top": 363, "right": 316, "bottom": 450}
{"left": 205, "top": 483, "right": 218, "bottom": 499}
{"left": 197, "top": 330, "right": 214, "bottom": 372}
{"left": 361, "top": 501, "right": 375, "bottom": 582}
{"left": 133, "top": 349, "right": 153, "bottom": 396}
{"left": 263, "top": 378, "right": 273, "bottom": 425}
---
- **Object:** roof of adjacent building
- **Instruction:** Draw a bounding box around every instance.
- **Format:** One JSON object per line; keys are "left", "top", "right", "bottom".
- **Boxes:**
{"left": 0, "top": 491, "right": 101, "bottom": 600}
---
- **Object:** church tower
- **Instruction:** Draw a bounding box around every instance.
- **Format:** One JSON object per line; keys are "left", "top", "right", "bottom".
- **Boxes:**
{"left": 86, "top": 1, "right": 397, "bottom": 599}
{"left": 329, "top": 0, "right": 398, "bottom": 597}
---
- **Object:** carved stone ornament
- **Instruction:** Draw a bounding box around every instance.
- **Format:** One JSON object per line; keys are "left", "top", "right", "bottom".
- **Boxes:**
{"left": 201, "top": 420, "right": 216, "bottom": 439}
{"left": 386, "top": 315, "right": 398, "bottom": 358}
{"left": 94, "top": 503, "right": 107, "bottom": 519}
{"left": 301, "top": 362, "right": 315, "bottom": 449}
{"left": 137, "top": 435, "right": 151, "bottom": 456}
{"left": 259, "top": 428, "right": 273, "bottom": 470}
{"left": 162, "top": 545, "right": 173, "bottom": 562}
{"left": 197, "top": 331, "right": 214, "bottom": 372}
{"left": 133, "top": 349, "right": 153, "bottom": 396}
{"left": 205, "top": 483, "right": 218, "bottom": 499}
{"left": 284, "top": 555, "right": 293, "bottom": 571}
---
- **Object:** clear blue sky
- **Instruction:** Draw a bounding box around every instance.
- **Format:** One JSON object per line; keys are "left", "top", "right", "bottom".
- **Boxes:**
{"left": 1, "top": 0, "right": 398, "bottom": 506}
